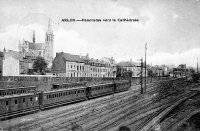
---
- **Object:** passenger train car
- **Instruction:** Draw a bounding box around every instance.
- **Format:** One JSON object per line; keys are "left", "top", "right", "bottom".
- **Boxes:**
{"left": 0, "top": 80, "right": 131, "bottom": 120}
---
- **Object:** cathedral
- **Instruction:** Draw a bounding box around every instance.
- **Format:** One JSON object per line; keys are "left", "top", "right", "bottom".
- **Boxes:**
{"left": 18, "top": 19, "right": 54, "bottom": 68}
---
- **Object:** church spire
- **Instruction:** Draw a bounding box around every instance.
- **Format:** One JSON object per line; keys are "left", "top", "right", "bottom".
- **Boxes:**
{"left": 48, "top": 18, "right": 52, "bottom": 31}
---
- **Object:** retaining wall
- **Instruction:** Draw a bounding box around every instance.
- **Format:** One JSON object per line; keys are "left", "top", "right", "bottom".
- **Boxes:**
{"left": 0, "top": 76, "right": 170, "bottom": 91}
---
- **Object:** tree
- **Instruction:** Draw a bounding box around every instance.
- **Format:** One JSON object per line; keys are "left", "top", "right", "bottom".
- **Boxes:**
{"left": 147, "top": 69, "right": 153, "bottom": 77}
{"left": 33, "top": 56, "right": 47, "bottom": 75}
{"left": 116, "top": 65, "right": 122, "bottom": 77}
{"left": 116, "top": 65, "right": 132, "bottom": 78}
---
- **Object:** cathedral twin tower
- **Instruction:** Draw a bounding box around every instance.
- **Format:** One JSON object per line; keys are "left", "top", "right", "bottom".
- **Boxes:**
{"left": 18, "top": 19, "right": 54, "bottom": 67}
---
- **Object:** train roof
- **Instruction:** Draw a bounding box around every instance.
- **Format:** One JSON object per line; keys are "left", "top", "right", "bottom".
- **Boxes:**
{"left": 0, "top": 92, "right": 39, "bottom": 100}
{"left": 44, "top": 86, "right": 87, "bottom": 94}
{"left": 52, "top": 82, "right": 85, "bottom": 86}
{"left": 0, "top": 86, "right": 37, "bottom": 91}
{"left": 87, "top": 82, "right": 114, "bottom": 87}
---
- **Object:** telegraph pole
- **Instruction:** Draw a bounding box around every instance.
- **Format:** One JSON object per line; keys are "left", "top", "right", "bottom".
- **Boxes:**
{"left": 144, "top": 43, "right": 147, "bottom": 93}
{"left": 197, "top": 57, "right": 199, "bottom": 73}
{"left": 137, "top": 58, "right": 143, "bottom": 94}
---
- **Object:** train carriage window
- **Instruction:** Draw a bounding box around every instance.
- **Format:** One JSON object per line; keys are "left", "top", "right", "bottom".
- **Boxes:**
{"left": 47, "top": 95, "right": 48, "bottom": 99}
{"left": 6, "top": 101, "right": 8, "bottom": 106}
{"left": 23, "top": 98, "right": 25, "bottom": 103}
{"left": 0, "top": 92, "right": 1, "bottom": 96}
{"left": 30, "top": 97, "right": 33, "bottom": 101}
{"left": 15, "top": 100, "right": 18, "bottom": 104}
{"left": 75, "top": 91, "right": 76, "bottom": 94}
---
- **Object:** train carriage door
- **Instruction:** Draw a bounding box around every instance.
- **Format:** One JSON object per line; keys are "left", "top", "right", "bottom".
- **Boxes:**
{"left": 113, "top": 82, "right": 117, "bottom": 93}
{"left": 86, "top": 87, "right": 90, "bottom": 99}
{"left": 39, "top": 91, "right": 44, "bottom": 108}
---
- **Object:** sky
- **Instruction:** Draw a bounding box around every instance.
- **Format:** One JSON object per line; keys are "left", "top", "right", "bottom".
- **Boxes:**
{"left": 0, "top": 0, "right": 200, "bottom": 67}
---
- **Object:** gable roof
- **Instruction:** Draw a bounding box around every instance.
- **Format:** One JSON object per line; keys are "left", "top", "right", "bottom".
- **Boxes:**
{"left": 61, "top": 52, "right": 85, "bottom": 63}
{"left": 118, "top": 61, "right": 138, "bottom": 67}
{"left": 24, "top": 41, "right": 43, "bottom": 50}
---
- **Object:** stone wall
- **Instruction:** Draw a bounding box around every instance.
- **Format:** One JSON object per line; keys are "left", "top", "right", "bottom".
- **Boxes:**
{"left": 0, "top": 76, "right": 170, "bottom": 91}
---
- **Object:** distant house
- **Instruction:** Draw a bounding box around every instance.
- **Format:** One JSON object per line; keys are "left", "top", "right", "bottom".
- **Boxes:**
{"left": 117, "top": 60, "right": 146, "bottom": 77}
{"left": 173, "top": 64, "right": 187, "bottom": 77}
{"left": 52, "top": 52, "right": 116, "bottom": 77}
{"left": 1, "top": 49, "right": 37, "bottom": 76}
{"left": 2, "top": 50, "right": 23, "bottom": 76}
{"left": 20, "top": 52, "right": 37, "bottom": 74}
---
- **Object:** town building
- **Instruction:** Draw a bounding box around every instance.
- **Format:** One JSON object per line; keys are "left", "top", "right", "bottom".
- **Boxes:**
{"left": 52, "top": 52, "right": 117, "bottom": 77}
{"left": 18, "top": 19, "right": 54, "bottom": 68}
{"left": 2, "top": 49, "right": 23, "bottom": 76}
{"left": 117, "top": 60, "right": 146, "bottom": 77}
{"left": 172, "top": 64, "right": 187, "bottom": 77}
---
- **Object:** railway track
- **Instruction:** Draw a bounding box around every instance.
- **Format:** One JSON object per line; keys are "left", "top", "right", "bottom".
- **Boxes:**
{"left": 82, "top": 81, "right": 194, "bottom": 131}
{"left": 3, "top": 79, "right": 188, "bottom": 131}
{"left": 133, "top": 92, "right": 196, "bottom": 131}
{"left": 86, "top": 90, "right": 192, "bottom": 131}
{"left": 32, "top": 84, "right": 160, "bottom": 131}
{"left": 52, "top": 82, "right": 189, "bottom": 131}
{"left": 4, "top": 83, "right": 159, "bottom": 131}
{"left": 158, "top": 91, "right": 200, "bottom": 131}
